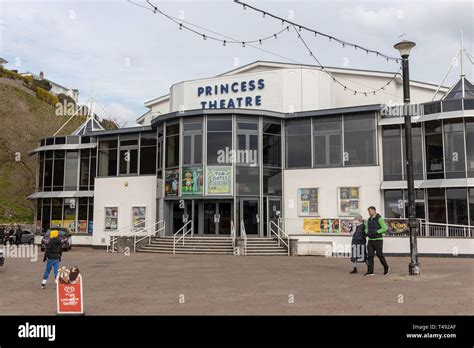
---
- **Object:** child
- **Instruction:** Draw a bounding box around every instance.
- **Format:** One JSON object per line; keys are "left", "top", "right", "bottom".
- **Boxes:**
{"left": 41, "top": 230, "right": 62, "bottom": 289}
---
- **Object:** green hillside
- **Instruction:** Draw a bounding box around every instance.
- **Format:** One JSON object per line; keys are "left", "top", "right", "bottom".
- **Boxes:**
{"left": 0, "top": 77, "right": 115, "bottom": 223}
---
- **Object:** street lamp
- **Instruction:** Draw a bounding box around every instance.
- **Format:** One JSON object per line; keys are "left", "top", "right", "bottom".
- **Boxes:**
{"left": 394, "top": 40, "right": 420, "bottom": 275}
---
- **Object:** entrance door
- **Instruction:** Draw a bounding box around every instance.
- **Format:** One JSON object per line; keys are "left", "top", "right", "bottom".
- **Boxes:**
{"left": 203, "top": 201, "right": 232, "bottom": 235}
{"left": 265, "top": 198, "right": 281, "bottom": 237}
{"left": 240, "top": 198, "right": 259, "bottom": 235}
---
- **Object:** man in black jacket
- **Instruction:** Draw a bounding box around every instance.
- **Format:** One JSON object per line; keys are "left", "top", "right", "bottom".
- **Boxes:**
{"left": 364, "top": 206, "right": 389, "bottom": 276}
{"left": 41, "top": 230, "right": 62, "bottom": 289}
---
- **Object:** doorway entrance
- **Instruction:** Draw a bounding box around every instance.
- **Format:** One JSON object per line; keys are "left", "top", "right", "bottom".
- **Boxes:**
{"left": 264, "top": 197, "right": 281, "bottom": 237}
{"left": 239, "top": 198, "right": 259, "bottom": 236}
{"left": 203, "top": 201, "right": 232, "bottom": 235}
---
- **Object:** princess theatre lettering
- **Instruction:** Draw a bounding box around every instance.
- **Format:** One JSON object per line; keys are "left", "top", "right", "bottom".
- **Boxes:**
{"left": 198, "top": 78, "right": 265, "bottom": 109}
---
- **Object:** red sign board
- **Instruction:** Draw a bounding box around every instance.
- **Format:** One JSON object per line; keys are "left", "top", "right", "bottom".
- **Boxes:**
{"left": 56, "top": 274, "right": 84, "bottom": 315}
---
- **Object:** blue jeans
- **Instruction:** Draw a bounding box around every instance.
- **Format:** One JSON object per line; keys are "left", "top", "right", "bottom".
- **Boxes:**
{"left": 42, "top": 259, "right": 60, "bottom": 281}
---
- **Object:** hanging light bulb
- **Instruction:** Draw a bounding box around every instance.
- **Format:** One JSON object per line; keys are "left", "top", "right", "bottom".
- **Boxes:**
{"left": 274, "top": 34, "right": 277, "bottom": 39}
{"left": 203, "top": 34, "right": 206, "bottom": 40}
{"left": 259, "top": 39, "right": 262, "bottom": 45}
{"left": 179, "top": 23, "right": 183, "bottom": 30}
{"left": 263, "top": 12, "right": 266, "bottom": 18}
{"left": 223, "top": 40, "right": 226, "bottom": 46}
{"left": 242, "top": 42, "right": 246, "bottom": 47}
{"left": 299, "top": 26, "right": 302, "bottom": 32}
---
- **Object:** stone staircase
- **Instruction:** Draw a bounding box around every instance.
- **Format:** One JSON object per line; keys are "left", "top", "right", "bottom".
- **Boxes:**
{"left": 245, "top": 237, "right": 289, "bottom": 256}
{"left": 137, "top": 236, "right": 289, "bottom": 256}
{"left": 138, "top": 236, "right": 234, "bottom": 255}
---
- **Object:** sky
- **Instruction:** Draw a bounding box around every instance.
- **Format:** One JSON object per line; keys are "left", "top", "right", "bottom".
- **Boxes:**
{"left": 0, "top": 0, "right": 472, "bottom": 126}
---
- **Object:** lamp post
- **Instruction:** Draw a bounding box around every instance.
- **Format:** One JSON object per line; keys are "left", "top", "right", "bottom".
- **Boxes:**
{"left": 394, "top": 40, "right": 420, "bottom": 275}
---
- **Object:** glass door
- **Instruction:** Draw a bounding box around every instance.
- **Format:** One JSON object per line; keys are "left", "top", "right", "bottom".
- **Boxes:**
{"left": 203, "top": 202, "right": 217, "bottom": 234}
{"left": 265, "top": 198, "right": 281, "bottom": 237}
{"left": 218, "top": 202, "right": 232, "bottom": 234}
{"left": 240, "top": 198, "right": 259, "bottom": 235}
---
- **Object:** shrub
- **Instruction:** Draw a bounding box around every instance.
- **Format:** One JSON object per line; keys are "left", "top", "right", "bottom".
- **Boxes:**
{"left": 35, "top": 87, "right": 59, "bottom": 106}
{"left": 32, "top": 78, "right": 52, "bottom": 92}
{"left": 0, "top": 67, "right": 23, "bottom": 80}
{"left": 57, "top": 93, "right": 76, "bottom": 105}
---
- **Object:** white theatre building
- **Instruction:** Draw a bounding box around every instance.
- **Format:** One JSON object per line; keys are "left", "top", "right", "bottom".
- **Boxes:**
{"left": 30, "top": 61, "right": 474, "bottom": 256}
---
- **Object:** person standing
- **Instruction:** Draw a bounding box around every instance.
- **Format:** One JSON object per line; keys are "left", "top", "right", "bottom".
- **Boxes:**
{"left": 349, "top": 214, "right": 367, "bottom": 274}
{"left": 15, "top": 224, "right": 23, "bottom": 245}
{"left": 0, "top": 225, "right": 5, "bottom": 245}
{"left": 41, "top": 230, "right": 62, "bottom": 289}
{"left": 365, "top": 206, "right": 389, "bottom": 276}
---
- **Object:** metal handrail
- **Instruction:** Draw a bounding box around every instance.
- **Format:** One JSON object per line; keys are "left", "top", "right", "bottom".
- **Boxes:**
{"left": 173, "top": 220, "right": 193, "bottom": 254}
{"left": 133, "top": 220, "right": 165, "bottom": 253}
{"left": 107, "top": 219, "right": 149, "bottom": 253}
{"left": 230, "top": 220, "right": 236, "bottom": 249}
{"left": 240, "top": 220, "right": 247, "bottom": 256}
{"left": 270, "top": 220, "right": 290, "bottom": 256}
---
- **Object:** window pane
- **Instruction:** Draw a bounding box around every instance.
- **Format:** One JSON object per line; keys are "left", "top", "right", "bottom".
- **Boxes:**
{"left": 444, "top": 120, "right": 466, "bottom": 178}
{"left": 384, "top": 190, "right": 404, "bottom": 218}
{"left": 208, "top": 119, "right": 232, "bottom": 132}
{"left": 130, "top": 149, "right": 138, "bottom": 174}
{"left": 183, "top": 135, "right": 192, "bottom": 165}
{"left": 344, "top": 130, "right": 375, "bottom": 166}
{"left": 402, "top": 123, "right": 423, "bottom": 180}
{"left": 427, "top": 188, "right": 446, "bottom": 223}
{"left": 98, "top": 149, "right": 117, "bottom": 176}
{"left": 53, "top": 159, "right": 64, "bottom": 190}
{"left": 207, "top": 132, "right": 231, "bottom": 165}
{"left": 236, "top": 166, "right": 259, "bottom": 195}
{"left": 140, "top": 146, "right": 156, "bottom": 175}
{"left": 286, "top": 119, "right": 311, "bottom": 135}
{"left": 166, "top": 135, "right": 179, "bottom": 168}
{"left": 263, "top": 134, "right": 281, "bottom": 167}
{"left": 79, "top": 150, "right": 90, "bottom": 189}
{"left": 64, "top": 151, "right": 78, "bottom": 190}
{"left": 140, "top": 133, "right": 157, "bottom": 146}
{"left": 344, "top": 113, "right": 374, "bottom": 131}
{"left": 263, "top": 168, "right": 282, "bottom": 196}
{"left": 286, "top": 134, "right": 311, "bottom": 168}
{"left": 446, "top": 188, "right": 468, "bottom": 225}
{"left": 466, "top": 118, "right": 474, "bottom": 177}
{"left": 263, "top": 122, "right": 281, "bottom": 135}
{"left": 194, "top": 134, "right": 202, "bottom": 164}
{"left": 383, "top": 126, "right": 402, "bottom": 180}
{"left": 469, "top": 188, "right": 474, "bottom": 226}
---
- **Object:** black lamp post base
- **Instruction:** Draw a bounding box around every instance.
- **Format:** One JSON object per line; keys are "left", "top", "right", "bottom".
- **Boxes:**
{"left": 409, "top": 262, "right": 420, "bottom": 275}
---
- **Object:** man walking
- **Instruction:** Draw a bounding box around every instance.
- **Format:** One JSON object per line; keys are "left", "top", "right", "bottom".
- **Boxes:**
{"left": 41, "top": 230, "right": 62, "bottom": 289}
{"left": 365, "top": 206, "right": 389, "bottom": 276}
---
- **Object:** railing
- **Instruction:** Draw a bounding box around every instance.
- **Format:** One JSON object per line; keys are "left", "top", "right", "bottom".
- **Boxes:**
{"left": 270, "top": 219, "right": 290, "bottom": 256}
{"left": 419, "top": 221, "right": 472, "bottom": 238}
{"left": 173, "top": 220, "right": 193, "bottom": 255}
{"left": 240, "top": 220, "right": 247, "bottom": 256}
{"left": 230, "top": 220, "right": 236, "bottom": 249}
{"left": 133, "top": 220, "right": 165, "bottom": 253}
{"left": 107, "top": 219, "right": 149, "bottom": 253}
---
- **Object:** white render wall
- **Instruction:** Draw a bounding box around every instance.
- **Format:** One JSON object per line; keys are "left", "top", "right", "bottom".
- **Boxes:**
{"left": 92, "top": 175, "right": 157, "bottom": 246}
{"left": 283, "top": 166, "right": 383, "bottom": 222}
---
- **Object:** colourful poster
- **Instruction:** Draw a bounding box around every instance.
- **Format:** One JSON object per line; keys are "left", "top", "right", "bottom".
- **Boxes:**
{"left": 387, "top": 219, "right": 409, "bottom": 234}
{"left": 298, "top": 188, "right": 318, "bottom": 216}
{"left": 340, "top": 219, "right": 353, "bottom": 234}
{"left": 78, "top": 220, "right": 88, "bottom": 234}
{"left": 132, "top": 207, "right": 146, "bottom": 231}
{"left": 303, "top": 218, "right": 321, "bottom": 233}
{"left": 51, "top": 220, "right": 62, "bottom": 228}
{"left": 320, "top": 218, "right": 340, "bottom": 233}
{"left": 62, "top": 219, "right": 76, "bottom": 233}
{"left": 206, "top": 166, "right": 232, "bottom": 195}
{"left": 104, "top": 207, "right": 118, "bottom": 230}
{"left": 339, "top": 187, "right": 360, "bottom": 216}
{"left": 182, "top": 167, "right": 203, "bottom": 195}
{"left": 165, "top": 169, "right": 179, "bottom": 196}
{"left": 88, "top": 220, "right": 93, "bottom": 234}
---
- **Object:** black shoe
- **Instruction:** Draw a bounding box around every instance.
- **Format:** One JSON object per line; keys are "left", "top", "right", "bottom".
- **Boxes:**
{"left": 384, "top": 267, "right": 390, "bottom": 275}
{"left": 350, "top": 268, "right": 357, "bottom": 274}
{"left": 364, "top": 272, "right": 374, "bottom": 277}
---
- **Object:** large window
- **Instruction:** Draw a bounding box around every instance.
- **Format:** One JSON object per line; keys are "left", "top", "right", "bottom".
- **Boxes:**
{"left": 119, "top": 136, "right": 138, "bottom": 175}
{"left": 313, "top": 116, "right": 342, "bottom": 167}
{"left": 237, "top": 118, "right": 259, "bottom": 166}
{"left": 207, "top": 117, "right": 232, "bottom": 165}
{"left": 425, "top": 121, "right": 444, "bottom": 179}
{"left": 183, "top": 117, "right": 202, "bottom": 166}
{"left": 384, "top": 190, "right": 404, "bottom": 218}
{"left": 443, "top": 119, "right": 466, "bottom": 178}
{"left": 64, "top": 151, "right": 78, "bottom": 190}
{"left": 402, "top": 123, "right": 424, "bottom": 180}
{"left": 469, "top": 188, "right": 474, "bottom": 226}
{"left": 427, "top": 188, "right": 446, "bottom": 223}
{"left": 286, "top": 119, "right": 311, "bottom": 168}
{"left": 263, "top": 120, "right": 281, "bottom": 167}
{"left": 466, "top": 118, "right": 474, "bottom": 178}
{"left": 446, "top": 188, "right": 468, "bottom": 225}
{"left": 44, "top": 151, "right": 53, "bottom": 191}
{"left": 98, "top": 139, "right": 118, "bottom": 176}
{"left": 236, "top": 166, "right": 259, "bottom": 195}
{"left": 165, "top": 123, "right": 180, "bottom": 168}
{"left": 343, "top": 113, "right": 376, "bottom": 166}
{"left": 140, "top": 132, "right": 157, "bottom": 175}
{"left": 52, "top": 150, "right": 65, "bottom": 191}
{"left": 382, "top": 125, "right": 402, "bottom": 181}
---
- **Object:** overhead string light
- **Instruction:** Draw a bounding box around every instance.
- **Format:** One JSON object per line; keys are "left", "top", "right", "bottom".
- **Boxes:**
{"left": 142, "top": 0, "right": 292, "bottom": 47}
{"left": 290, "top": 25, "right": 402, "bottom": 96}
{"left": 234, "top": 0, "right": 401, "bottom": 64}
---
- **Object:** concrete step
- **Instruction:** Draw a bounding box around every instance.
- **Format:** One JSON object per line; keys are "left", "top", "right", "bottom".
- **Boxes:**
{"left": 138, "top": 248, "right": 234, "bottom": 255}
{"left": 144, "top": 245, "right": 234, "bottom": 251}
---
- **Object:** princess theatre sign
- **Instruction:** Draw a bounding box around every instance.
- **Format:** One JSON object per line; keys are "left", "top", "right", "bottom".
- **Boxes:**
{"left": 197, "top": 78, "right": 265, "bottom": 109}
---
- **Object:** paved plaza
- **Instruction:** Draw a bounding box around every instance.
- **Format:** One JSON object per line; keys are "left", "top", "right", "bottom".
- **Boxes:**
{"left": 0, "top": 247, "right": 472, "bottom": 315}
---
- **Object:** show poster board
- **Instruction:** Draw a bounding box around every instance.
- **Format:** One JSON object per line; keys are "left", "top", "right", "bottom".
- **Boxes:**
{"left": 165, "top": 169, "right": 179, "bottom": 196}
{"left": 132, "top": 207, "right": 146, "bottom": 231}
{"left": 387, "top": 219, "right": 409, "bottom": 234}
{"left": 57, "top": 272, "right": 84, "bottom": 315}
{"left": 339, "top": 219, "right": 353, "bottom": 234}
{"left": 78, "top": 220, "right": 87, "bottom": 234}
{"left": 206, "top": 166, "right": 232, "bottom": 195}
{"left": 298, "top": 188, "right": 318, "bottom": 216}
{"left": 338, "top": 187, "right": 360, "bottom": 216}
{"left": 182, "top": 167, "right": 203, "bottom": 195}
{"left": 303, "top": 218, "right": 341, "bottom": 233}
{"left": 104, "top": 207, "right": 118, "bottom": 230}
